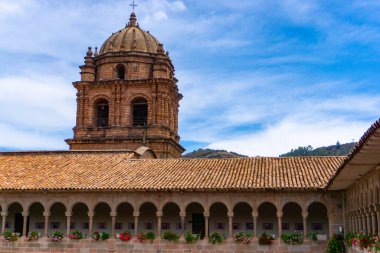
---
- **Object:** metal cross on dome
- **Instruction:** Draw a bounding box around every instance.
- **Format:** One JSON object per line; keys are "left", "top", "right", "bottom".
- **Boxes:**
{"left": 129, "top": 0, "right": 138, "bottom": 12}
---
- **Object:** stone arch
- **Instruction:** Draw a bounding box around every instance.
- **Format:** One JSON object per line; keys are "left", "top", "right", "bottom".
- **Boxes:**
{"left": 139, "top": 202, "right": 158, "bottom": 233}
{"left": 280, "top": 200, "right": 305, "bottom": 213}
{"left": 232, "top": 200, "right": 253, "bottom": 211}
{"left": 282, "top": 202, "right": 303, "bottom": 232}
{"left": 6, "top": 201, "right": 24, "bottom": 212}
{"left": 7, "top": 202, "right": 24, "bottom": 235}
{"left": 306, "top": 198, "right": 329, "bottom": 213}
{"left": 116, "top": 202, "right": 134, "bottom": 233}
{"left": 93, "top": 202, "right": 112, "bottom": 233}
{"left": 255, "top": 200, "right": 278, "bottom": 213}
{"left": 116, "top": 63, "right": 126, "bottom": 80}
{"left": 233, "top": 202, "right": 253, "bottom": 233}
{"left": 49, "top": 202, "right": 66, "bottom": 234}
{"left": 207, "top": 200, "right": 230, "bottom": 213}
{"left": 71, "top": 203, "right": 89, "bottom": 233}
{"left": 307, "top": 202, "right": 328, "bottom": 236}
{"left": 184, "top": 200, "right": 206, "bottom": 213}
{"left": 26, "top": 201, "right": 46, "bottom": 212}
{"left": 185, "top": 202, "right": 205, "bottom": 238}
{"left": 257, "top": 202, "right": 278, "bottom": 238}
{"left": 209, "top": 202, "right": 228, "bottom": 234}
{"left": 162, "top": 202, "right": 181, "bottom": 232}
{"left": 68, "top": 201, "right": 90, "bottom": 213}
{"left": 128, "top": 93, "right": 151, "bottom": 103}
{"left": 136, "top": 200, "right": 159, "bottom": 212}
{"left": 28, "top": 202, "right": 45, "bottom": 236}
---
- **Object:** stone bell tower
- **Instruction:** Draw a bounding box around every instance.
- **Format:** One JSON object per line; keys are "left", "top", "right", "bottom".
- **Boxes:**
{"left": 65, "top": 12, "right": 185, "bottom": 158}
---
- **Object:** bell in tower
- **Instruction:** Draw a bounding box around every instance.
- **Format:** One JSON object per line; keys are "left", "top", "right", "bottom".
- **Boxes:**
{"left": 65, "top": 12, "right": 185, "bottom": 158}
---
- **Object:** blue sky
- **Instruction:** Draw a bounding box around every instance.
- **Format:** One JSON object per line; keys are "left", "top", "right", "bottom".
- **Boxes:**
{"left": 0, "top": 0, "right": 380, "bottom": 156}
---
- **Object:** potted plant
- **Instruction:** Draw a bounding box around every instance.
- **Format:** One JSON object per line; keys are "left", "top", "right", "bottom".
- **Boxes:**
{"left": 233, "top": 231, "right": 253, "bottom": 243}
{"left": 27, "top": 231, "right": 39, "bottom": 241}
{"left": 162, "top": 231, "right": 179, "bottom": 242}
{"left": 327, "top": 235, "right": 344, "bottom": 253}
{"left": 119, "top": 231, "right": 132, "bottom": 241}
{"left": 93, "top": 231, "right": 110, "bottom": 241}
{"left": 51, "top": 231, "right": 64, "bottom": 242}
{"left": 258, "top": 232, "right": 274, "bottom": 245}
{"left": 281, "top": 232, "right": 303, "bottom": 245}
{"left": 2, "top": 231, "right": 18, "bottom": 242}
{"left": 209, "top": 232, "right": 224, "bottom": 244}
{"left": 184, "top": 232, "right": 199, "bottom": 244}
{"left": 69, "top": 230, "right": 83, "bottom": 240}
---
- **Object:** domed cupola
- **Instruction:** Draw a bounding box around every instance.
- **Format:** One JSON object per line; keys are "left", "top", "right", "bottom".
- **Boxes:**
{"left": 99, "top": 12, "right": 162, "bottom": 55}
{"left": 66, "top": 11, "right": 185, "bottom": 158}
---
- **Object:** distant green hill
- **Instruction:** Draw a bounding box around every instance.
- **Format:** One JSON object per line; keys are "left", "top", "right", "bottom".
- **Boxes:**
{"left": 279, "top": 142, "right": 356, "bottom": 157}
{"left": 183, "top": 149, "right": 247, "bottom": 159}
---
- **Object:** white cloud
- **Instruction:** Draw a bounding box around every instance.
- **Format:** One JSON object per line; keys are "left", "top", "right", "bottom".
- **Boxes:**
{"left": 207, "top": 117, "right": 372, "bottom": 157}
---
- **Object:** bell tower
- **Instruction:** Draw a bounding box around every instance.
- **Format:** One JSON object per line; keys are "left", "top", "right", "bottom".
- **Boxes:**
{"left": 65, "top": 12, "right": 185, "bottom": 158}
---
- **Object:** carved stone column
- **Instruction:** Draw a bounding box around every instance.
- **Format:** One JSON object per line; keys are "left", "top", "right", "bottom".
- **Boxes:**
{"left": 156, "top": 212, "right": 162, "bottom": 238}
{"left": 252, "top": 211, "right": 258, "bottom": 238}
{"left": 365, "top": 209, "right": 371, "bottom": 233}
{"left": 179, "top": 211, "right": 186, "bottom": 237}
{"left": 22, "top": 211, "right": 29, "bottom": 238}
{"left": 277, "top": 212, "right": 283, "bottom": 238}
{"left": 227, "top": 211, "right": 234, "bottom": 239}
{"left": 203, "top": 212, "right": 210, "bottom": 240}
{"left": 88, "top": 211, "right": 94, "bottom": 236}
{"left": 43, "top": 212, "right": 50, "bottom": 238}
{"left": 65, "top": 212, "right": 72, "bottom": 237}
{"left": 376, "top": 205, "right": 380, "bottom": 234}
{"left": 1, "top": 212, "right": 8, "bottom": 235}
{"left": 370, "top": 208, "right": 376, "bottom": 234}
{"left": 110, "top": 211, "right": 117, "bottom": 238}
{"left": 328, "top": 215, "right": 334, "bottom": 238}
{"left": 133, "top": 212, "right": 140, "bottom": 237}
{"left": 302, "top": 212, "right": 308, "bottom": 239}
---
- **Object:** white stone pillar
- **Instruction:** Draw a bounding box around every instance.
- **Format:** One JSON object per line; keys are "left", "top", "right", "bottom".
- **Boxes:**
{"left": 328, "top": 215, "right": 334, "bottom": 238}
{"left": 227, "top": 211, "right": 233, "bottom": 239}
{"left": 110, "top": 211, "right": 117, "bottom": 238}
{"left": 203, "top": 212, "right": 209, "bottom": 240}
{"left": 375, "top": 205, "right": 380, "bottom": 234}
{"left": 65, "top": 212, "right": 72, "bottom": 237}
{"left": 366, "top": 209, "right": 371, "bottom": 233}
{"left": 252, "top": 211, "right": 258, "bottom": 238}
{"left": 276, "top": 211, "right": 283, "bottom": 239}
{"left": 43, "top": 212, "right": 50, "bottom": 238}
{"left": 156, "top": 212, "right": 162, "bottom": 238}
{"left": 88, "top": 211, "right": 94, "bottom": 236}
{"left": 302, "top": 212, "right": 308, "bottom": 239}
{"left": 133, "top": 212, "right": 139, "bottom": 237}
{"left": 1, "top": 212, "right": 8, "bottom": 235}
{"left": 22, "top": 211, "right": 29, "bottom": 238}
{"left": 179, "top": 211, "right": 186, "bottom": 237}
{"left": 371, "top": 210, "right": 376, "bottom": 234}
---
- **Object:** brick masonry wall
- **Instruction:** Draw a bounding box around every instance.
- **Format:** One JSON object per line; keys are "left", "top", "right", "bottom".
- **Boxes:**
{"left": 0, "top": 238, "right": 328, "bottom": 253}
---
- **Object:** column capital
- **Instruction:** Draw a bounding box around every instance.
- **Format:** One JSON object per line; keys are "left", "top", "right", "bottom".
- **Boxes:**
{"left": 65, "top": 212, "right": 73, "bottom": 217}
{"left": 43, "top": 212, "right": 51, "bottom": 217}
{"left": 87, "top": 211, "right": 95, "bottom": 218}
{"left": 110, "top": 211, "right": 117, "bottom": 217}
{"left": 276, "top": 212, "right": 283, "bottom": 218}
{"left": 1, "top": 211, "right": 8, "bottom": 217}
{"left": 203, "top": 212, "right": 210, "bottom": 218}
{"left": 227, "top": 211, "right": 234, "bottom": 218}
{"left": 156, "top": 212, "right": 163, "bottom": 217}
{"left": 22, "top": 211, "right": 30, "bottom": 217}
{"left": 179, "top": 211, "right": 186, "bottom": 218}
{"left": 302, "top": 212, "right": 309, "bottom": 219}
{"left": 252, "top": 211, "right": 258, "bottom": 218}
{"left": 133, "top": 211, "right": 140, "bottom": 217}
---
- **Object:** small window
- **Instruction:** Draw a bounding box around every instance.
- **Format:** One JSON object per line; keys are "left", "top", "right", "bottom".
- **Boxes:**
{"left": 95, "top": 99, "right": 109, "bottom": 127}
{"left": 117, "top": 64, "right": 125, "bottom": 80}
{"left": 132, "top": 98, "right": 148, "bottom": 126}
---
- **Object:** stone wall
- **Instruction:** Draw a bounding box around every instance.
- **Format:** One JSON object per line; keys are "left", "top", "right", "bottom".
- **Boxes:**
{"left": 0, "top": 238, "right": 328, "bottom": 253}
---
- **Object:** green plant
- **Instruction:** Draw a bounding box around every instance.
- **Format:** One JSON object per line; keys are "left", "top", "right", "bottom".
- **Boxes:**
{"left": 184, "top": 232, "right": 199, "bottom": 243}
{"left": 344, "top": 231, "right": 357, "bottom": 248}
{"left": 27, "top": 231, "right": 39, "bottom": 241}
{"left": 101, "top": 232, "right": 110, "bottom": 240}
{"left": 281, "top": 232, "right": 303, "bottom": 245}
{"left": 308, "top": 231, "right": 318, "bottom": 241}
{"left": 258, "top": 232, "right": 274, "bottom": 245}
{"left": 2, "top": 230, "right": 18, "bottom": 242}
{"left": 209, "top": 232, "right": 223, "bottom": 244}
{"left": 233, "top": 231, "right": 253, "bottom": 243}
{"left": 327, "top": 236, "right": 344, "bottom": 253}
{"left": 51, "top": 231, "right": 64, "bottom": 242}
{"left": 162, "top": 231, "right": 180, "bottom": 242}
{"left": 146, "top": 232, "right": 156, "bottom": 241}
{"left": 69, "top": 229, "right": 83, "bottom": 239}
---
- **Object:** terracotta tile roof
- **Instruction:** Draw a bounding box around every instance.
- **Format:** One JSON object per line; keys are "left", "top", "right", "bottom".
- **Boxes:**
{"left": 0, "top": 151, "right": 344, "bottom": 192}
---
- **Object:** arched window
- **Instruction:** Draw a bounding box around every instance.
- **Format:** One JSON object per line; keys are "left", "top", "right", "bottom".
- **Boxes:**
{"left": 132, "top": 98, "right": 148, "bottom": 126}
{"left": 117, "top": 64, "right": 125, "bottom": 80}
{"left": 95, "top": 99, "right": 109, "bottom": 127}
